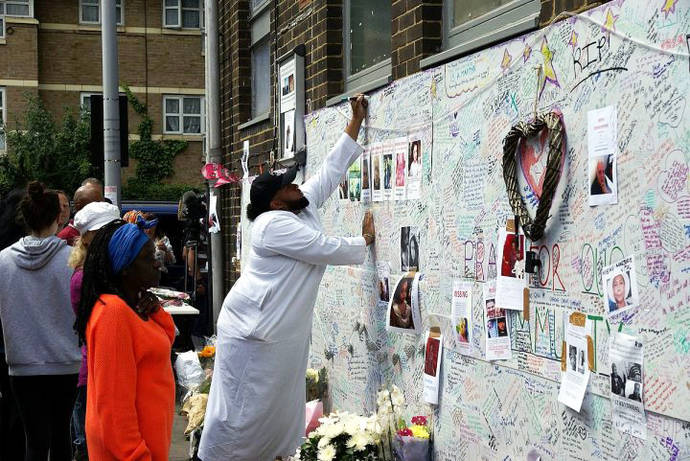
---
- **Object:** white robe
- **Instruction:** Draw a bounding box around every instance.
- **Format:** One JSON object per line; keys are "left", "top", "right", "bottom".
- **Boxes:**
{"left": 199, "top": 133, "right": 366, "bottom": 461}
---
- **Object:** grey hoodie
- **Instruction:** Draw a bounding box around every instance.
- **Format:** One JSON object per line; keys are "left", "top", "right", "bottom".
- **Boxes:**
{"left": 0, "top": 235, "right": 81, "bottom": 376}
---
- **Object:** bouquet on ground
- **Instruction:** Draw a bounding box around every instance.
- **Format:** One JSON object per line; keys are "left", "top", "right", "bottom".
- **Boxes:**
{"left": 295, "top": 411, "right": 383, "bottom": 461}
{"left": 393, "top": 416, "right": 430, "bottom": 461}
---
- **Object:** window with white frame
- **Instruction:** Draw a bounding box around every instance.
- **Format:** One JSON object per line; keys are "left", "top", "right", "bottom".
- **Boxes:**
{"left": 0, "top": 3, "right": 5, "bottom": 39}
{"left": 0, "top": 87, "right": 6, "bottom": 151}
{"left": 164, "top": 0, "right": 203, "bottom": 29}
{"left": 249, "top": 1, "right": 270, "bottom": 118}
{"left": 430, "top": 0, "right": 539, "bottom": 65}
{"left": 79, "top": 0, "right": 124, "bottom": 26}
{"left": 343, "top": 1, "right": 391, "bottom": 93}
{"left": 164, "top": 95, "right": 204, "bottom": 134}
{"left": 80, "top": 92, "right": 100, "bottom": 113}
{"left": 1, "top": 0, "right": 32, "bottom": 17}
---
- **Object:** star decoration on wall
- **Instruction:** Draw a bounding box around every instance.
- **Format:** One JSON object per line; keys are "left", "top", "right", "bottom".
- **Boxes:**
{"left": 602, "top": 8, "right": 619, "bottom": 33}
{"left": 523, "top": 42, "right": 532, "bottom": 63}
{"left": 661, "top": 0, "right": 678, "bottom": 18}
{"left": 568, "top": 30, "right": 579, "bottom": 50}
{"left": 539, "top": 37, "right": 560, "bottom": 97}
{"left": 501, "top": 48, "right": 512, "bottom": 71}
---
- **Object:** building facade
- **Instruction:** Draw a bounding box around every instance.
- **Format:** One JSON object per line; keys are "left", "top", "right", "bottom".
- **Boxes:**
{"left": 218, "top": 0, "right": 611, "bottom": 289}
{"left": 0, "top": 0, "right": 206, "bottom": 187}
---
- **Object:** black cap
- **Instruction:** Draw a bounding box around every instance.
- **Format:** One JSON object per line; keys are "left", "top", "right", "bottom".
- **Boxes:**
{"left": 249, "top": 166, "right": 298, "bottom": 212}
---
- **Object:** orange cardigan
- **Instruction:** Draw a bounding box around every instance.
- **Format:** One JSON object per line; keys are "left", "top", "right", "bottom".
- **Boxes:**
{"left": 86, "top": 294, "right": 176, "bottom": 461}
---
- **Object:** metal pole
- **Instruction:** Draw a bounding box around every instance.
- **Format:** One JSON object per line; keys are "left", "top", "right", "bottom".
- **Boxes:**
{"left": 101, "top": 0, "right": 121, "bottom": 207}
{"left": 205, "top": 0, "right": 224, "bottom": 328}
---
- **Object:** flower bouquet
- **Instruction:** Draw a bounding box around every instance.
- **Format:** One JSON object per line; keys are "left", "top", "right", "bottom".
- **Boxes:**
{"left": 392, "top": 416, "right": 430, "bottom": 461}
{"left": 294, "top": 411, "right": 383, "bottom": 461}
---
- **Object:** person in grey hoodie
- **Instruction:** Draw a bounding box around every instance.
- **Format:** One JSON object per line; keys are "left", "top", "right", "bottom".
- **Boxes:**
{"left": 0, "top": 181, "right": 81, "bottom": 461}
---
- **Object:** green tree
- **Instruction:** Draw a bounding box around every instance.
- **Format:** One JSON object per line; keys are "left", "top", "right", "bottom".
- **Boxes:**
{"left": 0, "top": 95, "right": 93, "bottom": 196}
{"left": 122, "top": 85, "right": 197, "bottom": 200}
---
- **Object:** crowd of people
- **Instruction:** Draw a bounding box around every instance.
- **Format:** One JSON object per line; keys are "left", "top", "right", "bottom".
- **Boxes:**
{"left": 0, "top": 178, "right": 199, "bottom": 461}
{"left": 0, "top": 95, "right": 370, "bottom": 461}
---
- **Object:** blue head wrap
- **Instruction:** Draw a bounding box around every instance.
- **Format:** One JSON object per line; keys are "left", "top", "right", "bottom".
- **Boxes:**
{"left": 108, "top": 223, "right": 151, "bottom": 274}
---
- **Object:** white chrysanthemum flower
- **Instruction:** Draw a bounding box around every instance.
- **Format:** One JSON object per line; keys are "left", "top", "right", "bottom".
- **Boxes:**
{"left": 347, "top": 431, "right": 372, "bottom": 452}
{"left": 293, "top": 448, "right": 301, "bottom": 460}
{"left": 321, "top": 421, "right": 345, "bottom": 439}
{"left": 317, "top": 443, "right": 336, "bottom": 461}
{"left": 317, "top": 436, "right": 331, "bottom": 449}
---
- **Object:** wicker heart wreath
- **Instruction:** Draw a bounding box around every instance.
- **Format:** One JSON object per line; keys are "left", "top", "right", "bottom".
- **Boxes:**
{"left": 502, "top": 112, "right": 566, "bottom": 241}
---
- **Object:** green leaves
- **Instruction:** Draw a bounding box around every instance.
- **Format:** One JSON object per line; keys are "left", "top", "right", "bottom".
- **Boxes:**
{"left": 0, "top": 94, "right": 93, "bottom": 196}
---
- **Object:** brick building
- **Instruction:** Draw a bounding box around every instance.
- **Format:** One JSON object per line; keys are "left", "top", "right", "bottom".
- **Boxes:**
{"left": 217, "top": 0, "right": 611, "bottom": 289}
{"left": 0, "top": 0, "right": 206, "bottom": 187}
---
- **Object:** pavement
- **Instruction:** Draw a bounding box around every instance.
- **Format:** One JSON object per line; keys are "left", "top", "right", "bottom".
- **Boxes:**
{"left": 170, "top": 404, "right": 193, "bottom": 461}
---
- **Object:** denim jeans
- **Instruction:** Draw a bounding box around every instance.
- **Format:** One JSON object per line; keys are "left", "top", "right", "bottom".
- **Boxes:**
{"left": 72, "top": 385, "right": 87, "bottom": 456}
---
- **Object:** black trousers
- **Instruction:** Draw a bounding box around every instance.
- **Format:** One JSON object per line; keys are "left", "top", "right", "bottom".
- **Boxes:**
{"left": 9, "top": 374, "right": 78, "bottom": 461}
{"left": 0, "top": 354, "right": 25, "bottom": 461}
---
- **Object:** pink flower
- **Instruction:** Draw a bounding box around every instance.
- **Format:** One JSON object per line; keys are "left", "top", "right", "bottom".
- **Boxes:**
{"left": 411, "top": 416, "right": 427, "bottom": 426}
{"left": 397, "top": 428, "right": 413, "bottom": 437}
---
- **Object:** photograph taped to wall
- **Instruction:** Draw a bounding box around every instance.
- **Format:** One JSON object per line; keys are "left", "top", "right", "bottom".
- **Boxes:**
{"left": 588, "top": 106, "right": 618, "bottom": 206}
{"left": 394, "top": 137, "right": 408, "bottom": 200}
{"left": 401, "top": 226, "right": 420, "bottom": 272}
{"left": 361, "top": 149, "right": 371, "bottom": 202}
{"left": 372, "top": 147, "right": 383, "bottom": 202}
{"left": 451, "top": 280, "right": 472, "bottom": 354}
{"left": 338, "top": 174, "right": 349, "bottom": 201}
{"left": 283, "top": 109, "right": 295, "bottom": 157}
{"left": 377, "top": 262, "right": 391, "bottom": 304}
{"left": 496, "top": 228, "right": 526, "bottom": 311}
{"left": 602, "top": 256, "right": 639, "bottom": 318}
{"left": 407, "top": 136, "right": 423, "bottom": 200}
{"left": 558, "top": 321, "right": 591, "bottom": 412}
{"left": 610, "top": 333, "right": 646, "bottom": 439}
{"left": 423, "top": 330, "right": 443, "bottom": 405}
{"left": 347, "top": 159, "right": 361, "bottom": 202}
{"left": 484, "top": 281, "right": 511, "bottom": 361}
{"left": 387, "top": 273, "right": 421, "bottom": 335}
{"left": 382, "top": 152, "right": 393, "bottom": 200}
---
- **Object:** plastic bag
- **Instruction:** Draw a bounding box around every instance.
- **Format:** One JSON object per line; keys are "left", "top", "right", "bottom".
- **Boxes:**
{"left": 175, "top": 350, "right": 205, "bottom": 391}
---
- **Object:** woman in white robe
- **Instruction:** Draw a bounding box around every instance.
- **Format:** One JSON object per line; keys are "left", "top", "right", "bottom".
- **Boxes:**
{"left": 199, "top": 96, "right": 372, "bottom": 461}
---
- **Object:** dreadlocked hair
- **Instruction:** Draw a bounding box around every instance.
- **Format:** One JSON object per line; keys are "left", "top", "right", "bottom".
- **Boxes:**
{"left": 74, "top": 219, "right": 126, "bottom": 346}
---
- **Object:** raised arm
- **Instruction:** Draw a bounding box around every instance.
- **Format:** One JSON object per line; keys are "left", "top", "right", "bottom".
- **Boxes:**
{"left": 300, "top": 95, "right": 368, "bottom": 208}
{"left": 259, "top": 213, "right": 367, "bottom": 266}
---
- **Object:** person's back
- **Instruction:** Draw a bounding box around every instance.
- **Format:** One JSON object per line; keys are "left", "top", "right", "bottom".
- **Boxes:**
{"left": 0, "top": 228, "right": 79, "bottom": 375}
{"left": 0, "top": 181, "right": 81, "bottom": 461}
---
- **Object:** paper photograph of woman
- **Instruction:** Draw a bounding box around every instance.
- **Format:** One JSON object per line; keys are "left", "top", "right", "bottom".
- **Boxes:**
{"left": 389, "top": 277, "right": 414, "bottom": 330}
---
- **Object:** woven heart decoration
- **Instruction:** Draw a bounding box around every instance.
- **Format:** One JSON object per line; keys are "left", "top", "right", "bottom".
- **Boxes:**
{"left": 502, "top": 112, "right": 566, "bottom": 241}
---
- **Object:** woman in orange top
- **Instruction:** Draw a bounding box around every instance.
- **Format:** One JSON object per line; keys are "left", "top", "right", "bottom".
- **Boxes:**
{"left": 75, "top": 220, "right": 176, "bottom": 460}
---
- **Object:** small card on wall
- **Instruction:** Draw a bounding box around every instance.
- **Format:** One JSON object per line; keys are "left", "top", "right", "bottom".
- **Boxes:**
{"left": 484, "top": 280, "right": 511, "bottom": 361}
{"left": 423, "top": 327, "right": 443, "bottom": 405}
{"left": 451, "top": 280, "right": 472, "bottom": 355}
{"left": 495, "top": 226, "right": 527, "bottom": 311}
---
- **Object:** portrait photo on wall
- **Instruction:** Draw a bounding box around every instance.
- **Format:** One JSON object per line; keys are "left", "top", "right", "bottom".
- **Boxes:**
{"left": 347, "top": 160, "right": 361, "bottom": 202}
{"left": 373, "top": 154, "right": 381, "bottom": 191}
{"left": 501, "top": 233, "right": 525, "bottom": 278}
{"left": 283, "top": 110, "right": 295, "bottom": 155}
{"left": 338, "top": 175, "right": 349, "bottom": 201}
{"left": 424, "top": 334, "right": 441, "bottom": 377}
{"left": 485, "top": 298, "right": 508, "bottom": 339}
{"left": 407, "top": 140, "right": 422, "bottom": 179}
{"left": 400, "top": 226, "right": 420, "bottom": 272}
{"left": 610, "top": 360, "right": 643, "bottom": 402}
{"left": 602, "top": 255, "right": 638, "bottom": 317}
{"left": 362, "top": 155, "right": 370, "bottom": 191}
{"left": 588, "top": 153, "right": 617, "bottom": 205}
{"left": 387, "top": 273, "right": 421, "bottom": 334}
{"left": 395, "top": 152, "right": 406, "bottom": 187}
{"left": 383, "top": 154, "right": 393, "bottom": 191}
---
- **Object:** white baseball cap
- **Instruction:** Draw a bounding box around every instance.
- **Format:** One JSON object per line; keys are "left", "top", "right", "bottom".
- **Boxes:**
{"left": 73, "top": 201, "right": 121, "bottom": 235}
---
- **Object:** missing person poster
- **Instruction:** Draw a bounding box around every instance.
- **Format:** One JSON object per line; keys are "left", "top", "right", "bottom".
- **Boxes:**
{"left": 495, "top": 228, "right": 526, "bottom": 311}
{"left": 602, "top": 256, "right": 639, "bottom": 318}
{"left": 401, "top": 226, "right": 420, "bottom": 272}
{"left": 406, "top": 134, "right": 423, "bottom": 200}
{"left": 451, "top": 280, "right": 472, "bottom": 355}
{"left": 338, "top": 174, "right": 349, "bottom": 201}
{"left": 387, "top": 273, "right": 421, "bottom": 335}
{"left": 558, "top": 321, "right": 591, "bottom": 412}
{"left": 393, "top": 137, "right": 408, "bottom": 201}
{"left": 347, "top": 159, "right": 361, "bottom": 202}
{"left": 588, "top": 106, "right": 618, "bottom": 206}
{"left": 423, "top": 329, "right": 443, "bottom": 405}
{"left": 283, "top": 109, "right": 295, "bottom": 157}
{"left": 382, "top": 144, "right": 394, "bottom": 201}
{"left": 361, "top": 148, "right": 371, "bottom": 202}
{"left": 609, "top": 332, "right": 646, "bottom": 439}
{"left": 484, "top": 281, "right": 511, "bottom": 361}
{"left": 372, "top": 143, "right": 383, "bottom": 202}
